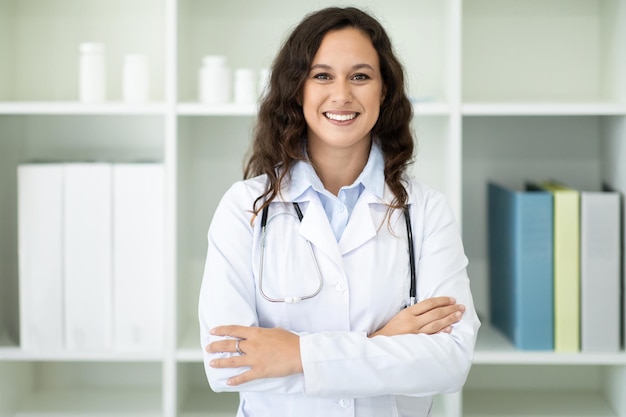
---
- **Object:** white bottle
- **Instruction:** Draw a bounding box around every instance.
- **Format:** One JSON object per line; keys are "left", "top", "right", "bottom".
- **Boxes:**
{"left": 79, "top": 42, "right": 106, "bottom": 103}
{"left": 199, "top": 55, "right": 230, "bottom": 104}
{"left": 123, "top": 54, "right": 150, "bottom": 103}
{"left": 234, "top": 68, "right": 256, "bottom": 105}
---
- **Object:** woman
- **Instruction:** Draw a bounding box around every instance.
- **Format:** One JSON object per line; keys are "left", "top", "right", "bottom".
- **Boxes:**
{"left": 199, "top": 6, "right": 480, "bottom": 417}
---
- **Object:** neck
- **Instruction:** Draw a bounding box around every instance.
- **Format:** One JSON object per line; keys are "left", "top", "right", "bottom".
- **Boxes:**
{"left": 308, "top": 139, "right": 371, "bottom": 196}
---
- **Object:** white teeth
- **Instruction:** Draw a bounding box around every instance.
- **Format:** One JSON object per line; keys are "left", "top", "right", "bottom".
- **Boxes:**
{"left": 325, "top": 112, "right": 357, "bottom": 122}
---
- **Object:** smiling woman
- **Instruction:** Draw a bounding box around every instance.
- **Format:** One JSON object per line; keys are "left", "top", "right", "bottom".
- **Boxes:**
{"left": 303, "top": 28, "right": 385, "bottom": 195}
{"left": 198, "top": 6, "right": 480, "bottom": 417}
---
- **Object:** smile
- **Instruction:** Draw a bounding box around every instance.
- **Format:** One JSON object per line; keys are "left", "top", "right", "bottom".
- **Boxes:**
{"left": 324, "top": 112, "right": 358, "bottom": 122}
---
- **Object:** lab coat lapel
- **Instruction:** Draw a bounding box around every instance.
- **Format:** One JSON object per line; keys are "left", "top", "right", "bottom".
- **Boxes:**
{"left": 297, "top": 195, "right": 344, "bottom": 268}
{"left": 338, "top": 190, "right": 379, "bottom": 255}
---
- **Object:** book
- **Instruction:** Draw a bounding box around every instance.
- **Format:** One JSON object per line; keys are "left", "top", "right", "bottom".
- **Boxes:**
{"left": 534, "top": 181, "right": 580, "bottom": 352}
{"left": 579, "top": 189, "right": 621, "bottom": 352}
{"left": 63, "top": 163, "right": 113, "bottom": 351}
{"left": 17, "top": 164, "right": 64, "bottom": 351}
{"left": 113, "top": 164, "right": 165, "bottom": 351}
{"left": 487, "top": 182, "right": 554, "bottom": 350}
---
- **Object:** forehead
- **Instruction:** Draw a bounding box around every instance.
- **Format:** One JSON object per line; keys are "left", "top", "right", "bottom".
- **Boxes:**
{"left": 312, "top": 27, "right": 379, "bottom": 66}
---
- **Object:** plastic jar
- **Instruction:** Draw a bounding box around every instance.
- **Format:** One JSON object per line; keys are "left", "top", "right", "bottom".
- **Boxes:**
{"left": 123, "top": 54, "right": 150, "bottom": 103}
{"left": 79, "top": 42, "right": 106, "bottom": 103}
{"left": 199, "top": 55, "right": 230, "bottom": 104}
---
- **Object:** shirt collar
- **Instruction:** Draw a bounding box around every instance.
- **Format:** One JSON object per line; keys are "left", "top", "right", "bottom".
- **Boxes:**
{"left": 285, "top": 138, "right": 385, "bottom": 202}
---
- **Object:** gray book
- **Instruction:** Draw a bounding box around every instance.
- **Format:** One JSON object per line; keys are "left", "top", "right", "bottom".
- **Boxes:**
{"left": 580, "top": 190, "right": 621, "bottom": 352}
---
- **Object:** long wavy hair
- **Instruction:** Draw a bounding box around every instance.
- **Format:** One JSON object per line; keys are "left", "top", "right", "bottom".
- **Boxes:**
{"left": 244, "top": 6, "right": 414, "bottom": 214}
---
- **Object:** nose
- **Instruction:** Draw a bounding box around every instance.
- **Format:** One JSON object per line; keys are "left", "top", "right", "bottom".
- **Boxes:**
{"left": 331, "top": 80, "right": 352, "bottom": 105}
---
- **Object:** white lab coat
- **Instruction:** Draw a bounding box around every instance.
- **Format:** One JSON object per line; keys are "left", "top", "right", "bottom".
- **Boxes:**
{"left": 199, "top": 174, "right": 480, "bottom": 417}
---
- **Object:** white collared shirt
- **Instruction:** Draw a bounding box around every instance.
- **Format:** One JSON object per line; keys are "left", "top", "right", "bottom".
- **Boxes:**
{"left": 198, "top": 146, "right": 480, "bottom": 417}
{"left": 291, "top": 141, "right": 384, "bottom": 241}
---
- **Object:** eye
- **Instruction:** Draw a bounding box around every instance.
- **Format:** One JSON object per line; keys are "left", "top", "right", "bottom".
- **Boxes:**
{"left": 352, "top": 73, "right": 371, "bottom": 81}
{"left": 312, "top": 73, "right": 331, "bottom": 81}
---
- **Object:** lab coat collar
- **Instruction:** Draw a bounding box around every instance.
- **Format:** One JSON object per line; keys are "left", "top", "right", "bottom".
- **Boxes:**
{"left": 279, "top": 138, "right": 386, "bottom": 204}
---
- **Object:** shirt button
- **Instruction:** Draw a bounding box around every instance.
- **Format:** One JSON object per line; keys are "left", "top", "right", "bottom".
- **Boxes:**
{"left": 337, "top": 204, "right": 345, "bottom": 213}
{"left": 338, "top": 398, "right": 349, "bottom": 408}
{"left": 335, "top": 282, "right": 346, "bottom": 292}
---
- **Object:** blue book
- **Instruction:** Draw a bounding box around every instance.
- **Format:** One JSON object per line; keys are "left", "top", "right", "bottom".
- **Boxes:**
{"left": 488, "top": 182, "right": 554, "bottom": 350}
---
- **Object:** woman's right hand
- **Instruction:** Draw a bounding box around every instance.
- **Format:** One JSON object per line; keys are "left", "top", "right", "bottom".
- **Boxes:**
{"left": 368, "top": 296, "right": 464, "bottom": 338}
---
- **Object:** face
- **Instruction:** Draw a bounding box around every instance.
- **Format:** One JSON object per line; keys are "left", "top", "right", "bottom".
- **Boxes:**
{"left": 302, "top": 27, "right": 385, "bottom": 156}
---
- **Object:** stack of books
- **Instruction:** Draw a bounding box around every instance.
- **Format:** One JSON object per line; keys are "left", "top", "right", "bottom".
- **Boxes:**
{"left": 487, "top": 181, "right": 623, "bottom": 352}
{"left": 18, "top": 163, "right": 165, "bottom": 352}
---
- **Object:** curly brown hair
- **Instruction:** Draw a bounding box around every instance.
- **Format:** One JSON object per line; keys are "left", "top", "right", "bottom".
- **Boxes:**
{"left": 244, "top": 6, "right": 414, "bottom": 214}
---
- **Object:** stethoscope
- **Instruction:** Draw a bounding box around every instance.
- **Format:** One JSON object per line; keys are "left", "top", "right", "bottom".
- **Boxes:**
{"left": 258, "top": 202, "right": 417, "bottom": 306}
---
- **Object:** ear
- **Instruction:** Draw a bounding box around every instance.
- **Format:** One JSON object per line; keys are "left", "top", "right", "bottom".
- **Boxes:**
{"left": 381, "top": 84, "right": 387, "bottom": 102}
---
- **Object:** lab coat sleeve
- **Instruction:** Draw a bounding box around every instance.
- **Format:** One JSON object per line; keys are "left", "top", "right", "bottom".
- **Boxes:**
{"left": 198, "top": 181, "right": 305, "bottom": 394}
{"left": 299, "top": 188, "right": 481, "bottom": 398}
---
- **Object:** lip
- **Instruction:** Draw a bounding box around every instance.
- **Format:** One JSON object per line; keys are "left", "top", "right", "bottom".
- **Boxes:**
{"left": 323, "top": 111, "right": 360, "bottom": 124}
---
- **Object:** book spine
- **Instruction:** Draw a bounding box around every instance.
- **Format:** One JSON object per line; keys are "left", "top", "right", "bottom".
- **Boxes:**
{"left": 64, "top": 163, "right": 113, "bottom": 351}
{"left": 113, "top": 164, "right": 165, "bottom": 351}
{"left": 18, "top": 164, "right": 65, "bottom": 351}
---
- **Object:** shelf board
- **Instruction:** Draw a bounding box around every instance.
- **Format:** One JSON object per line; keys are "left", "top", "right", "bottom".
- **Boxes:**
{"left": 14, "top": 387, "right": 162, "bottom": 417}
{"left": 0, "top": 101, "right": 168, "bottom": 115}
{"left": 462, "top": 102, "right": 626, "bottom": 116}
{"left": 474, "top": 323, "right": 626, "bottom": 365}
{"left": 0, "top": 346, "right": 165, "bottom": 362}
{"left": 463, "top": 389, "right": 617, "bottom": 417}
{"left": 177, "top": 102, "right": 258, "bottom": 116}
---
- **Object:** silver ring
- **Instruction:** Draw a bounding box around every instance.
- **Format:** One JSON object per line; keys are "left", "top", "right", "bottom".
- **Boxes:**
{"left": 235, "top": 340, "right": 244, "bottom": 355}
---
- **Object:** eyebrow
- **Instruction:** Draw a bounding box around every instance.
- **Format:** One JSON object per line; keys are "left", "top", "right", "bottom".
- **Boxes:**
{"left": 310, "top": 63, "right": 376, "bottom": 72}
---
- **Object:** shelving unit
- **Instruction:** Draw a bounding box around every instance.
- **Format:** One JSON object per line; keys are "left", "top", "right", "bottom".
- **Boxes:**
{"left": 0, "top": 0, "right": 624, "bottom": 416}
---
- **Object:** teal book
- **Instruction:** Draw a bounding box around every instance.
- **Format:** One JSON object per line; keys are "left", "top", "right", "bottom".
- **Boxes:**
{"left": 488, "top": 182, "right": 554, "bottom": 350}
{"left": 534, "top": 181, "right": 580, "bottom": 352}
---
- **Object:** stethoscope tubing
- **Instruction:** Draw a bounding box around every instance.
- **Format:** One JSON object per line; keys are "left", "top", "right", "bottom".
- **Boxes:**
{"left": 258, "top": 202, "right": 416, "bottom": 305}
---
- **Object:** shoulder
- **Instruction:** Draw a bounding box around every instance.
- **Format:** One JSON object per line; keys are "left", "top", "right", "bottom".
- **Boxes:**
{"left": 404, "top": 178, "right": 459, "bottom": 232}
{"left": 211, "top": 175, "right": 268, "bottom": 225}
{"left": 405, "top": 178, "right": 447, "bottom": 209}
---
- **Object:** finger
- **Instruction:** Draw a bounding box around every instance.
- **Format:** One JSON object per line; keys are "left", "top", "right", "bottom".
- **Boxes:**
{"left": 409, "top": 297, "right": 456, "bottom": 315}
{"left": 419, "top": 309, "right": 465, "bottom": 334}
{"left": 206, "top": 339, "right": 242, "bottom": 354}
{"left": 227, "top": 368, "right": 259, "bottom": 386}
{"left": 209, "top": 355, "right": 248, "bottom": 369}
{"left": 210, "top": 325, "right": 250, "bottom": 338}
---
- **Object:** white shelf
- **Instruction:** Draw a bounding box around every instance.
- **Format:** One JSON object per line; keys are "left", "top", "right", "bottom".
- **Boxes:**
{"left": 462, "top": 102, "right": 626, "bottom": 116}
{"left": 474, "top": 323, "right": 626, "bottom": 365}
{"left": 1, "top": 0, "right": 626, "bottom": 416}
{"left": 0, "top": 347, "right": 164, "bottom": 362}
{"left": 0, "top": 101, "right": 168, "bottom": 115}
{"left": 177, "top": 102, "right": 258, "bottom": 116}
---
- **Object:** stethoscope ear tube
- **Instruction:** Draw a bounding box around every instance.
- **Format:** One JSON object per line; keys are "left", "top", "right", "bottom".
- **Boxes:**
{"left": 404, "top": 206, "right": 417, "bottom": 306}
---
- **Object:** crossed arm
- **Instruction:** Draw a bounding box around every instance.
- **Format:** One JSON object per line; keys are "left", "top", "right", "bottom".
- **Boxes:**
{"left": 206, "top": 296, "right": 465, "bottom": 386}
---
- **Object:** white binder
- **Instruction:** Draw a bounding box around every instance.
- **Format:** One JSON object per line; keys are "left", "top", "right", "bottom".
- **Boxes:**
{"left": 63, "top": 163, "right": 113, "bottom": 351}
{"left": 113, "top": 163, "right": 165, "bottom": 351}
{"left": 18, "top": 164, "right": 64, "bottom": 351}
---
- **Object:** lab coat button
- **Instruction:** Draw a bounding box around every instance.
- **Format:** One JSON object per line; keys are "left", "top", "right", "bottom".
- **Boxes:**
{"left": 335, "top": 282, "right": 346, "bottom": 292}
{"left": 338, "top": 398, "right": 349, "bottom": 408}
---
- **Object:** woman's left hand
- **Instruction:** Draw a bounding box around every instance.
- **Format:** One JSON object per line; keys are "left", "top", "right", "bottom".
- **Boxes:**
{"left": 206, "top": 326, "right": 302, "bottom": 386}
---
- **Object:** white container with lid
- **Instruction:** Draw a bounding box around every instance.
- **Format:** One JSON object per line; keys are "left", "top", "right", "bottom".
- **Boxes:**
{"left": 199, "top": 55, "right": 230, "bottom": 104}
{"left": 123, "top": 54, "right": 150, "bottom": 103}
{"left": 79, "top": 42, "right": 106, "bottom": 103}
{"left": 234, "top": 68, "right": 256, "bottom": 105}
